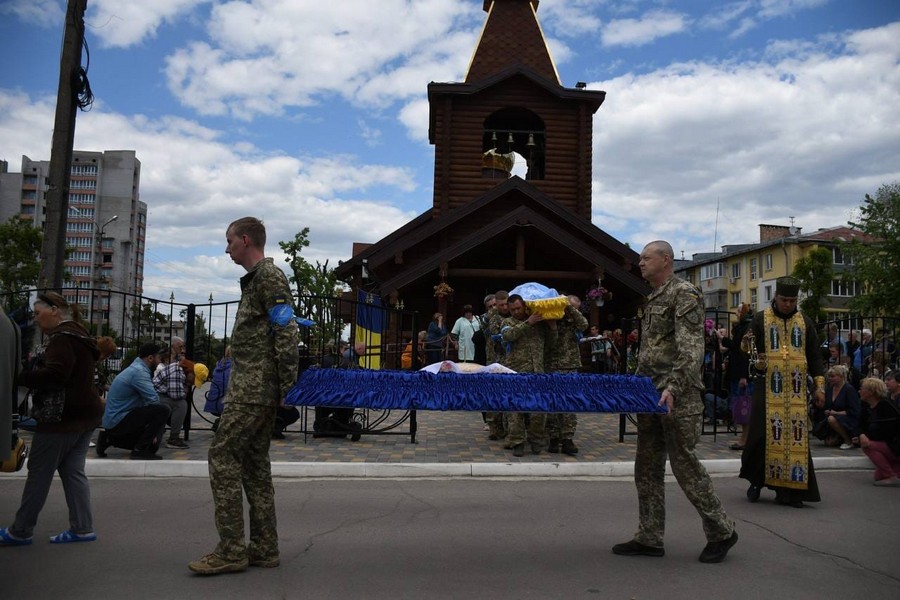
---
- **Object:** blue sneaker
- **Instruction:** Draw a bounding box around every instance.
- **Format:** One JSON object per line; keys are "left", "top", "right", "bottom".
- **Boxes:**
{"left": 0, "top": 527, "right": 33, "bottom": 546}
{"left": 49, "top": 529, "right": 97, "bottom": 544}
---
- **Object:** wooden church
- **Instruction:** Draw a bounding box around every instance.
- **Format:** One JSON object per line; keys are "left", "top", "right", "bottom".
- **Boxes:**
{"left": 335, "top": 0, "right": 649, "bottom": 336}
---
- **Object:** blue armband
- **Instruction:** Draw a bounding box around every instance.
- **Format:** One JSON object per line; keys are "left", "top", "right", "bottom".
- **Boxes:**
{"left": 269, "top": 303, "right": 295, "bottom": 327}
{"left": 269, "top": 304, "right": 316, "bottom": 328}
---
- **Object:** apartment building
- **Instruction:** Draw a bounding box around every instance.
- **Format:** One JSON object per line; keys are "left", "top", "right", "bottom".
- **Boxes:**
{"left": 0, "top": 150, "right": 147, "bottom": 336}
{"left": 676, "top": 223, "right": 865, "bottom": 321}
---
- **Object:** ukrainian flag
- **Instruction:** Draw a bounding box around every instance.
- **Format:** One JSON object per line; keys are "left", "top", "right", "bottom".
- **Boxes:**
{"left": 355, "top": 290, "right": 386, "bottom": 369}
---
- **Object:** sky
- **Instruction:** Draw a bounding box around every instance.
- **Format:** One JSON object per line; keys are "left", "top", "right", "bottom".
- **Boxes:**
{"left": 1, "top": 0, "right": 899, "bottom": 306}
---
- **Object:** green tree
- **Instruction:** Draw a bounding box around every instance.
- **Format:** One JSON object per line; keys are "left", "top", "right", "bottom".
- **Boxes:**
{"left": 0, "top": 216, "right": 42, "bottom": 307}
{"left": 791, "top": 247, "right": 833, "bottom": 324}
{"left": 129, "top": 300, "right": 169, "bottom": 343}
{"left": 279, "top": 228, "right": 346, "bottom": 347}
{"left": 843, "top": 182, "right": 900, "bottom": 316}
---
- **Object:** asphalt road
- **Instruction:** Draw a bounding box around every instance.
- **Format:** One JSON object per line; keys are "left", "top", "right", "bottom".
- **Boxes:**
{"left": 1, "top": 471, "right": 898, "bottom": 600}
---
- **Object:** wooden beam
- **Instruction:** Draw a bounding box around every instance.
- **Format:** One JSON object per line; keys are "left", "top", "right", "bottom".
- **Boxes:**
{"left": 448, "top": 268, "right": 594, "bottom": 280}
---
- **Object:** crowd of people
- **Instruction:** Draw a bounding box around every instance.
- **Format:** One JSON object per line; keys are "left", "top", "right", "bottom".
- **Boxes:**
{"left": 3, "top": 225, "right": 898, "bottom": 571}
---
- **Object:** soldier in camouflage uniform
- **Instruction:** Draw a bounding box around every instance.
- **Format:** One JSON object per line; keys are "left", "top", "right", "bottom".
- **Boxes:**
{"left": 189, "top": 217, "right": 299, "bottom": 575}
{"left": 612, "top": 241, "right": 738, "bottom": 564}
{"left": 547, "top": 296, "right": 589, "bottom": 455}
{"left": 485, "top": 290, "right": 511, "bottom": 440}
{"left": 501, "top": 294, "right": 556, "bottom": 456}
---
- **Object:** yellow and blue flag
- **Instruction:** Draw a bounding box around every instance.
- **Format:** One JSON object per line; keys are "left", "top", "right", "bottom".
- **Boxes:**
{"left": 355, "top": 290, "right": 386, "bottom": 369}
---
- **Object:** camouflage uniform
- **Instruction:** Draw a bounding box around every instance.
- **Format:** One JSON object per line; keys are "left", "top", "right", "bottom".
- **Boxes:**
{"left": 208, "top": 257, "right": 299, "bottom": 563}
{"left": 501, "top": 314, "right": 556, "bottom": 448}
{"left": 485, "top": 307, "right": 508, "bottom": 438}
{"left": 632, "top": 275, "right": 733, "bottom": 548}
{"left": 547, "top": 304, "right": 589, "bottom": 441}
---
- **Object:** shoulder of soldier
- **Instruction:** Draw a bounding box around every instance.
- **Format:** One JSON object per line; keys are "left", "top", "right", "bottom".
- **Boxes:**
{"left": 669, "top": 277, "right": 702, "bottom": 299}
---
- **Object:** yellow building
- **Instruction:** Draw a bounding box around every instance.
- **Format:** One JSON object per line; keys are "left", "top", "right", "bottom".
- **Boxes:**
{"left": 675, "top": 224, "right": 865, "bottom": 322}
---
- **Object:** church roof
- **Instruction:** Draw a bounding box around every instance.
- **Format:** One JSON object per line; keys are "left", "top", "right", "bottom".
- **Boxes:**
{"left": 466, "top": 0, "right": 559, "bottom": 84}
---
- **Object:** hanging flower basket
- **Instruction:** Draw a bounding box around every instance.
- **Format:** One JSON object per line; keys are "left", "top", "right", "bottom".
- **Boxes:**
{"left": 586, "top": 286, "right": 612, "bottom": 306}
{"left": 433, "top": 282, "right": 454, "bottom": 298}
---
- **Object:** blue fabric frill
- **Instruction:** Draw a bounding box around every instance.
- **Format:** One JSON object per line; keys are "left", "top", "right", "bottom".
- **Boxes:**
{"left": 285, "top": 368, "right": 664, "bottom": 414}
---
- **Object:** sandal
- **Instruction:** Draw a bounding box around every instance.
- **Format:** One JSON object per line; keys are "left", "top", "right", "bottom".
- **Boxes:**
{"left": 729, "top": 443, "right": 744, "bottom": 450}
{"left": 49, "top": 529, "right": 97, "bottom": 544}
{"left": 0, "top": 527, "right": 33, "bottom": 546}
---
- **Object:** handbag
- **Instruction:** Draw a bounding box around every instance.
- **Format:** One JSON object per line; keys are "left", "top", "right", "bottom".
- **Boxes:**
{"left": 25, "top": 336, "right": 68, "bottom": 424}
{"left": 731, "top": 395, "right": 751, "bottom": 426}
{"left": 31, "top": 386, "right": 66, "bottom": 423}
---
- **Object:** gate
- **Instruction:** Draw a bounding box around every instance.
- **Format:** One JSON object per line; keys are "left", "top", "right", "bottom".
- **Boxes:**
{"left": 3, "top": 288, "right": 421, "bottom": 443}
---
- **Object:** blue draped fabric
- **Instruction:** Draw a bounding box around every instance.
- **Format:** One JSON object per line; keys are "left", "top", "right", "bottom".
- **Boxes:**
{"left": 285, "top": 369, "right": 665, "bottom": 414}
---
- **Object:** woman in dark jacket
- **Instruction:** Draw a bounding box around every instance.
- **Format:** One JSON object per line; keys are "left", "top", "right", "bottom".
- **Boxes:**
{"left": 0, "top": 292, "right": 103, "bottom": 546}
{"left": 854, "top": 377, "right": 900, "bottom": 486}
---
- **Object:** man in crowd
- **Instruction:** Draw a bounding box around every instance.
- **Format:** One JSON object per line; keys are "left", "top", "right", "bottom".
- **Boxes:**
{"left": 612, "top": 240, "right": 737, "bottom": 563}
{"left": 485, "top": 290, "right": 510, "bottom": 440}
{"left": 547, "top": 295, "right": 588, "bottom": 455}
{"left": 100, "top": 343, "right": 170, "bottom": 460}
{"left": 189, "top": 217, "right": 299, "bottom": 575}
{"left": 152, "top": 356, "right": 192, "bottom": 449}
{"left": 501, "top": 294, "right": 556, "bottom": 457}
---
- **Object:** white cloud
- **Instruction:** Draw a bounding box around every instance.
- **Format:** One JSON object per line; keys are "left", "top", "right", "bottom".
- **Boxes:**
{"left": 591, "top": 22, "right": 900, "bottom": 257}
{"left": 539, "top": 0, "right": 604, "bottom": 37}
{"left": 757, "top": 0, "right": 829, "bottom": 20}
{"left": 87, "top": 0, "right": 209, "bottom": 48}
{"left": 0, "top": 0, "right": 64, "bottom": 27}
{"left": 164, "top": 0, "right": 482, "bottom": 119}
{"left": 601, "top": 10, "right": 689, "bottom": 48}
{"left": 0, "top": 89, "right": 418, "bottom": 303}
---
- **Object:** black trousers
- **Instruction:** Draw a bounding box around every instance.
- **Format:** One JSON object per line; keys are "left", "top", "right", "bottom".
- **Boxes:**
{"left": 107, "top": 405, "right": 170, "bottom": 453}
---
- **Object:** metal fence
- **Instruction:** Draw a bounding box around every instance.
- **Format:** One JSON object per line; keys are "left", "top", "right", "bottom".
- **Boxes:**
{"left": 5, "top": 287, "right": 422, "bottom": 442}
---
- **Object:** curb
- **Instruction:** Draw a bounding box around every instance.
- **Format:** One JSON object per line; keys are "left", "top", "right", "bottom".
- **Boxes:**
{"left": 3, "top": 456, "right": 872, "bottom": 479}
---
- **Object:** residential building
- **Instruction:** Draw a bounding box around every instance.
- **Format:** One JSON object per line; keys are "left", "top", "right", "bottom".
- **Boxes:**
{"left": 676, "top": 223, "right": 866, "bottom": 323}
{"left": 0, "top": 150, "right": 147, "bottom": 337}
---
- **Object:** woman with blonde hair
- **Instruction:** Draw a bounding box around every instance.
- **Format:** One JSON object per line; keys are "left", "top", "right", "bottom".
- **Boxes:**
{"left": 1, "top": 292, "right": 103, "bottom": 545}
{"left": 812, "top": 365, "right": 860, "bottom": 449}
{"left": 854, "top": 377, "right": 900, "bottom": 486}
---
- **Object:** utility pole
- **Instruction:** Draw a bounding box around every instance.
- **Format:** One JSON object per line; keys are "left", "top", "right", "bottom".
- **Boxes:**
{"left": 37, "top": 0, "right": 88, "bottom": 290}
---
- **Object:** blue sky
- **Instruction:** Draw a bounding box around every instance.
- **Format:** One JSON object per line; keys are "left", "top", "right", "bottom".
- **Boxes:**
{"left": 1, "top": 0, "right": 899, "bottom": 305}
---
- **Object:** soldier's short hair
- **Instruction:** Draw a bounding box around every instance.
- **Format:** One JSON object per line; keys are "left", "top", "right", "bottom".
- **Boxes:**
{"left": 483, "top": 294, "right": 495, "bottom": 306}
{"left": 228, "top": 217, "right": 267, "bottom": 248}
{"left": 494, "top": 290, "right": 509, "bottom": 301}
{"left": 508, "top": 294, "right": 524, "bottom": 305}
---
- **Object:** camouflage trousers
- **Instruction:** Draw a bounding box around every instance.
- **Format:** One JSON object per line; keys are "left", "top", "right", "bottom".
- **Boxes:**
{"left": 546, "top": 413, "right": 577, "bottom": 440}
{"left": 485, "top": 411, "right": 507, "bottom": 438}
{"left": 505, "top": 412, "right": 547, "bottom": 448}
{"left": 208, "top": 402, "right": 278, "bottom": 562}
{"left": 633, "top": 413, "right": 734, "bottom": 547}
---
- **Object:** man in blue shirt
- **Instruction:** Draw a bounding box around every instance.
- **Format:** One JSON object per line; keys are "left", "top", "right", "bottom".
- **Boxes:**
{"left": 99, "top": 343, "right": 170, "bottom": 460}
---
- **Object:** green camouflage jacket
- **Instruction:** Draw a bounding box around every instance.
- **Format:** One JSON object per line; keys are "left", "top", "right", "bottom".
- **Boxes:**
{"left": 500, "top": 316, "right": 556, "bottom": 373}
{"left": 636, "top": 275, "right": 704, "bottom": 416}
{"left": 228, "top": 257, "right": 299, "bottom": 406}
{"left": 550, "top": 304, "right": 589, "bottom": 371}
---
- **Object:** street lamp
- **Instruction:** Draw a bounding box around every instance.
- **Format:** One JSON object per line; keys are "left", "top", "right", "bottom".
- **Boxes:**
{"left": 93, "top": 215, "right": 118, "bottom": 331}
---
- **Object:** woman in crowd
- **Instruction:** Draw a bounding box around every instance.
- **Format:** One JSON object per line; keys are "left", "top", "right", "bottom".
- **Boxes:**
{"left": 425, "top": 312, "right": 448, "bottom": 365}
{"left": 401, "top": 331, "right": 427, "bottom": 369}
{"left": 853, "top": 377, "right": 900, "bottom": 486}
{"left": 204, "top": 345, "right": 232, "bottom": 420}
{"left": 886, "top": 371, "right": 900, "bottom": 409}
{"left": 0, "top": 292, "right": 103, "bottom": 546}
{"left": 812, "top": 365, "right": 860, "bottom": 449}
{"left": 723, "top": 303, "right": 753, "bottom": 450}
